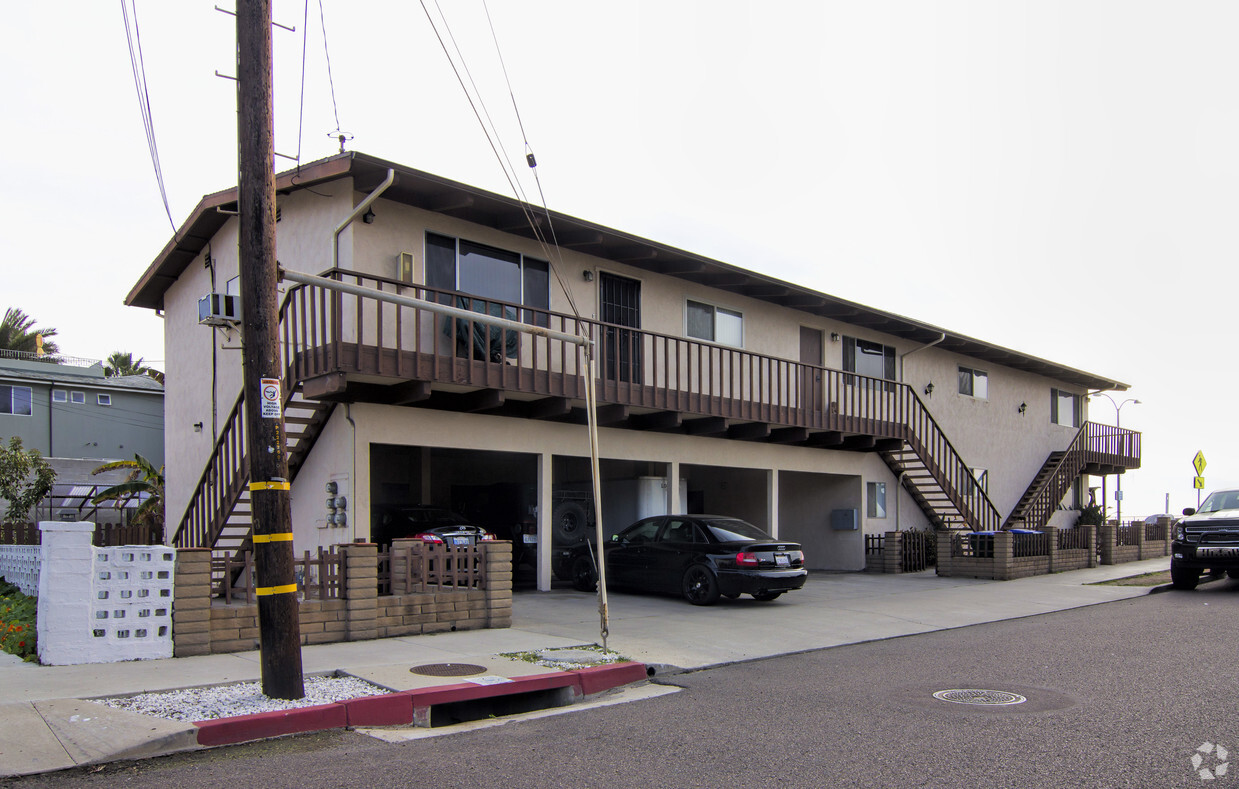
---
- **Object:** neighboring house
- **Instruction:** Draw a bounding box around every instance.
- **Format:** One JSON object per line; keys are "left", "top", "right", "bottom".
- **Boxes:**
{"left": 125, "top": 152, "right": 1139, "bottom": 588}
{"left": 0, "top": 351, "right": 165, "bottom": 524}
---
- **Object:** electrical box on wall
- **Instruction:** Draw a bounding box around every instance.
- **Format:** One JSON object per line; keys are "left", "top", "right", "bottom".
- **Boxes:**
{"left": 397, "top": 252, "right": 414, "bottom": 283}
{"left": 830, "top": 509, "right": 859, "bottom": 530}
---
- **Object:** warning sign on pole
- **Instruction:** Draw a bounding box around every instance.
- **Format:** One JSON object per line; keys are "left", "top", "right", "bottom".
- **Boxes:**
{"left": 260, "top": 378, "right": 281, "bottom": 419}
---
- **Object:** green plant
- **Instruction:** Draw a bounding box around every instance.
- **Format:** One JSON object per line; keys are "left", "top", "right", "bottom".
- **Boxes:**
{"left": 1076, "top": 502, "right": 1106, "bottom": 527}
{"left": 92, "top": 454, "right": 165, "bottom": 536}
{"left": 0, "top": 437, "right": 56, "bottom": 524}
{"left": 0, "top": 578, "right": 37, "bottom": 662}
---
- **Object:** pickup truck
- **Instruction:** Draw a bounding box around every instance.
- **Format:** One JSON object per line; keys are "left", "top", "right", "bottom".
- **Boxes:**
{"left": 1171, "top": 488, "right": 1239, "bottom": 589}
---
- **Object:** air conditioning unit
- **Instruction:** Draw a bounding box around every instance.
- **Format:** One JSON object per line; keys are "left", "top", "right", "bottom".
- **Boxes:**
{"left": 198, "top": 293, "right": 240, "bottom": 326}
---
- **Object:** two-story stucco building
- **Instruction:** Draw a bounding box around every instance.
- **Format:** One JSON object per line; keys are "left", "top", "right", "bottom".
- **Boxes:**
{"left": 125, "top": 152, "right": 1138, "bottom": 590}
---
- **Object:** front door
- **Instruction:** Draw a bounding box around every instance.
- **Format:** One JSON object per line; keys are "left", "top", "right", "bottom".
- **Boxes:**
{"left": 599, "top": 273, "right": 642, "bottom": 383}
{"left": 799, "top": 326, "right": 824, "bottom": 419}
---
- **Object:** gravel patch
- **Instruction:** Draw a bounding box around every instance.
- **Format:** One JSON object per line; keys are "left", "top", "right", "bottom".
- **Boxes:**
{"left": 94, "top": 674, "right": 389, "bottom": 722}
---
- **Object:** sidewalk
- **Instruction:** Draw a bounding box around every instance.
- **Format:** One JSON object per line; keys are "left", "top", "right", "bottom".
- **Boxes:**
{"left": 0, "top": 558, "right": 1169, "bottom": 778}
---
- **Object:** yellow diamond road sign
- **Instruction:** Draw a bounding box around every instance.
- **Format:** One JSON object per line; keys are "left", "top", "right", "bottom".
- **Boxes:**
{"left": 1193, "top": 451, "right": 1207, "bottom": 476}
{"left": 1194, "top": 476, "right": 1206, "bottom": 489}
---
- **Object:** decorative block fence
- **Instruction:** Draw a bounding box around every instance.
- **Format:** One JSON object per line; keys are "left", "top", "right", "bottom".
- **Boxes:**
{"left": 173, "top": 540, "right": 513, "bottom": 657}
{"left": 0, "top": 523, "right": 514, "bottom": 665}
{"left": 0, "top": 522, "right": 177, "bottom": 665}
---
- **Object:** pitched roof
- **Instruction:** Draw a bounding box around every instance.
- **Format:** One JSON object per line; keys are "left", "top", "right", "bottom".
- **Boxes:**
{"left": 127, "top": 151, "right": 1127, "bottom": 392}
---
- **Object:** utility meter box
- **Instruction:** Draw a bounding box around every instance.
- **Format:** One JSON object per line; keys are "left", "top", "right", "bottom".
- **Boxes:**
{"left": 830, "top": 508, "right": 859, "bottom": 530}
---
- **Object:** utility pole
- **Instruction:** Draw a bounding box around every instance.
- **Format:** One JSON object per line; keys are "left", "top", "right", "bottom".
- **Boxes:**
{"left": 236, "top": 0, "right": 304, "bottom": 700}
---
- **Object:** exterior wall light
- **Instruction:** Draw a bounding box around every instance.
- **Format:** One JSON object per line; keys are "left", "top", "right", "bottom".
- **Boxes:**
{"left": 362, "top": 208, "right": 376, "bottom": 224}
{"left": 830, "top": 332, "right": 841, "bottom": 342}
{"left": 924, "top": 382, "right": 934, "bottom": 396}
{"left": 1018, "top": 402, "right": 1027, "bottom": 416}
{"left": 583, "top": 270, "right": 594, "bottom": 282}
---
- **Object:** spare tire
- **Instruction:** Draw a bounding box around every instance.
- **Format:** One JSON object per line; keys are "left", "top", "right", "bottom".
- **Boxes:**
{"left": 552, "top": 501, "right": 589, "bottom": 544}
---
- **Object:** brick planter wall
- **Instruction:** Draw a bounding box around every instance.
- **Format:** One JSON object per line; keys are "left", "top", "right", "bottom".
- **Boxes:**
{"left": 175, "top": 541, "right": 513, "bottom": 656}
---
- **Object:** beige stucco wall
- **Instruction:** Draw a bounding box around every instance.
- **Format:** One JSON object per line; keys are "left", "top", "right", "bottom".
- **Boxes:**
{"left": 161, "top": 174, "right": 1096, "bottom": 549}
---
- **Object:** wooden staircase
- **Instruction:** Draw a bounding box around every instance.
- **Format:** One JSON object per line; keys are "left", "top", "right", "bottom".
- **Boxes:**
{"left": 171, "top": 383, "right": 334, "bottom": 552}
{"left": 879, "top": 447, "right": 969, "bottom": 530}
{"left": 1004, "top": 451, "right": 1068, "bottom": 528}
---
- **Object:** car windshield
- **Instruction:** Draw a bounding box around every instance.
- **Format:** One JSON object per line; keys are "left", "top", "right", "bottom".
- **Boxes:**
{"left": 700, "top": 518, "right": 770, "bottom": 543}
{"left": 1198, "top": 490, "right": 1239, "bottom": 513}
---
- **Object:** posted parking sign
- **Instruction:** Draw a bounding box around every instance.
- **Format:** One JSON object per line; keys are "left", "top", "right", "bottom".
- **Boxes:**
{"left": 260, "top": 378, "right": 281, "bottom": 418}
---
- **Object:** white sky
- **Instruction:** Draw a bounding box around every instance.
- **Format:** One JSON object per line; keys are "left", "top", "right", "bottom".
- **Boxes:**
{"left": 4, "top": 1, "right": 1235, "bottom": 520}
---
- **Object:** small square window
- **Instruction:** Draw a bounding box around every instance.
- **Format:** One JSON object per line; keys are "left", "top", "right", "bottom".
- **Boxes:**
{"left": 71, "top": 391, "right": 86, "bottom": 405}
{"left": 52, "top": 389, "right": 67, "bottom": 403}
{"left": 867, "top": 481, "right": 887, "bottom": 518}
{"left": 97, "top": 394, "right": 112, "bottom": 406}
{"left": 958, "top": 367, "right": 988, "bottom": 399}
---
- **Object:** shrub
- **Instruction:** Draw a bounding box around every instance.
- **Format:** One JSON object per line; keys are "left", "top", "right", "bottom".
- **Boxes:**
{"left": 0, "top": 577, "right": 37, "bottom": 662}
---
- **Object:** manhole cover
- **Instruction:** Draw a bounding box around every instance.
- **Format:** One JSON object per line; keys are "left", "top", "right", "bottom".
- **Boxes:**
{"left": 410, "top": 663, "right": 487, "bottom": 677}
{"left": 932, "top": 689, "right": 1027, "bottom": 706}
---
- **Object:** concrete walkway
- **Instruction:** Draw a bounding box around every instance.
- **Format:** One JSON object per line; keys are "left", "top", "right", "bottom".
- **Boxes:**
{"left": 0, "top": 558, "right": 1169, "bottom": 778}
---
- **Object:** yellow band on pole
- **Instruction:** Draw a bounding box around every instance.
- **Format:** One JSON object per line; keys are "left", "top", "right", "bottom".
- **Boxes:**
{"left": 249, "top": 481, "right": 291, "bottom": 491}
{"left": 252, "top": 532, "right": 294, "bottom": 543}
{"left": 255, "top": 584, "right": 298, "bottom": 596}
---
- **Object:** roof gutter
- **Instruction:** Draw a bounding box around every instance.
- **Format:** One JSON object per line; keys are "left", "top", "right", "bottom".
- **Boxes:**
{"left": 333, "top": 168, "right": 396, "bottom": 271}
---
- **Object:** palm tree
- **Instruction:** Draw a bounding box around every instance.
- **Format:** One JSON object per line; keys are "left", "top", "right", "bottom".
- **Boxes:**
{"left": 0, "top": 308, "right": 59, "bottom": 356}
{"left": 92, "top": 454, "right": 165, "bottom": 538}
{"left": 103, "top": 351, "right": 164, "bottom": 384}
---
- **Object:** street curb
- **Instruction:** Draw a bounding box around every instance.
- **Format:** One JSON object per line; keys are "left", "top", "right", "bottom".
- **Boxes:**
{"left": 192, "top": 661, "right": 647, "bottom": 746}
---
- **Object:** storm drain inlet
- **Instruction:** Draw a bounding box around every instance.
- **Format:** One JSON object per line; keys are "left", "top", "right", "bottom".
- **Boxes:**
{"left": 410, "top": 663, "right": 488, "bottom": 677}
{"left": 932, "top": 689, "right": 1027, "bottom": 706}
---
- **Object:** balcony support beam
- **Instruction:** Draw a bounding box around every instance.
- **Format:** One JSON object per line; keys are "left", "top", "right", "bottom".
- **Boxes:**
{"left": 728, "top": 422, "right": 770, "bottom": 441}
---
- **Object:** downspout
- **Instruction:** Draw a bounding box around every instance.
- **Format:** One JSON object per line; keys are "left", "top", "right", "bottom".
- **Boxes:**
{"left": 898, "top": 332, "right": 947, "bottom": 383}
{"left": 332, "top": 168, "right": 396, "bottom": 271}
{"left": 345, "top": 404, "right": 357, "bottom": 542}
{"left": 895, "top": 471, "right": 908, "bottom": 532}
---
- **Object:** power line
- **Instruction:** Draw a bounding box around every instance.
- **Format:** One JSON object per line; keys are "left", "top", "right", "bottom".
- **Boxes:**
{"left": 119, "top": 0, "right": 177, "bottom": 236}
{"left": 317, "top": 0, "right": 345, "bottom": 139}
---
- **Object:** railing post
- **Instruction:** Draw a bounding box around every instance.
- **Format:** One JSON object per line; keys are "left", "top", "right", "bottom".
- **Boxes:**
{"left": 1135, "top": 519, "right": 1147, "bottom": 560}
{"left": 1041, "top": 525, "right": 1058, "bottom": 573}
{"left": 341, "top": 543, "right": 378, "bottom": 642}
{"left": 993, "top": 530, "right": 1014, "bottom": 581}
{"left": 174, "top": 548, "right": 213, "bottom": 657}
{"left": 1098, "top": 524, "right": 1116, "bottom": 565}
{"left": 1084, "top": 525, "right": 1098, "bottom": 568}
{"left": 482, "top": 541, "right": 513, "bottom": 628}
{"left": 883, "top": 531, "right": 903, "bottom": 574}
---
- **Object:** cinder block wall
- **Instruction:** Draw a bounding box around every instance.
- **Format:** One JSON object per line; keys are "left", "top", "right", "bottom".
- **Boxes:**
{"left": 174, "top": 541, "right": 513, "bottom": 655}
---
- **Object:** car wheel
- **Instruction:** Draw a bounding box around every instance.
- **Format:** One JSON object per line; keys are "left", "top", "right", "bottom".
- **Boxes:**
{"left": 751, "top": 590, "right": 783, "bottom": 602}
{"left": 553, "top": 501, "right": 589, "bottom": 544}
{"left": 1170, "top": 563, "right": 1200, "bottom": 590}
{"left": 681, "top": 565, "right": 720, "bottom": 606}
{"left": 571, "top": 555, "right": 597, "bottom": 592}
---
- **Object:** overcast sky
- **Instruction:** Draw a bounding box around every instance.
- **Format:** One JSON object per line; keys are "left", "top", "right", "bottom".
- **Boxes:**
{"left": 4, "top": 1, "right": 1235, "bottom": 519}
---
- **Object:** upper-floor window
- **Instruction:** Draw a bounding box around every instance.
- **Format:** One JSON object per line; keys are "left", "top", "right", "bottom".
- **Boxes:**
{"left": 1051, "top": 389, "right": 1080, "bottom": 428}
{"left": 0, "top": 385, "right": 32, "bottom": 416}
{"left": 958, "top": 367, "right": 988, "bottom": 399}
{"left": 51, "top": 389, "right": 67, "bottom": 403}
{"left": 686, "top": 300, "right": 743, "bottom": 347}
{"left": 97, "top": 394, "right": 112, "bottom": 406}
{"left": 70, "top": 391, "right": 86, "bottom": 405}
{"left": 425, "top": 232, "right": 549, "bottom": 325}
{"left": 842, "top": 336, "right": 895, "bottom": 385}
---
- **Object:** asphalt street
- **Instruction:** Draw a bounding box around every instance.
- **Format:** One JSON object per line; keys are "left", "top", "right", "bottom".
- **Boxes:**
{"left": 6, "top": 578, "right": 1236, "bottom": 789}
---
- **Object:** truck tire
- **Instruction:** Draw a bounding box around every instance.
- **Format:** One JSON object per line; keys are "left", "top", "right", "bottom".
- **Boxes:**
{"left": 1170, "top": 562, "right": 1200, "bottom": 590}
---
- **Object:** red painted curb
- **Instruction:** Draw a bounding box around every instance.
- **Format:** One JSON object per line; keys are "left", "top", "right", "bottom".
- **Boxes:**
{"left": 575, "top": 662, "right": 649, "bottom": 696}
{"left": 192, "top": 663, "right": 648, "bottom": 746}
{"left": 195, "top": 703, "right": 348, "bottom": 747}
{"left": 342, "top": 691, "right": 414, "bottom": 727}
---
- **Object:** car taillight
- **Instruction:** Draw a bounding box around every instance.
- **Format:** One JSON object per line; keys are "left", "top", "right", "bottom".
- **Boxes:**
{"left": 414, "top": 532, "right": 444, "bottom": 544}
{"left": 736, "top": 551, "right": 760, "bottom": 567}
{"left": 481, "top": 532, "right": 498, "bottom": 542}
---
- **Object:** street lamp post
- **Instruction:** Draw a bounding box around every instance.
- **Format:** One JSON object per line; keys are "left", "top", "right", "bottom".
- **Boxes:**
{"left": 1089, "top": 393, "right": 1141, "bottom": 523}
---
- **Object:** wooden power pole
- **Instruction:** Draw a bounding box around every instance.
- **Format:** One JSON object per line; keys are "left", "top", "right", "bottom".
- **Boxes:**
{"left": 236, "top": 0, "right": 304, "bottom": 700}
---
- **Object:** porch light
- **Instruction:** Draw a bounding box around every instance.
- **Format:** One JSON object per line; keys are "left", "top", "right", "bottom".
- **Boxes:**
{"left": 362, "top": 208, "right": 376, "bottom": 224}
{"left": 924, "top": 382, "right": 934, "bottom": 396}
{"left": 1018, "top": 402, "right": 1027, "bottom": 416}
{"left": 583, "top": 270, "right": 594, "bottom": 282}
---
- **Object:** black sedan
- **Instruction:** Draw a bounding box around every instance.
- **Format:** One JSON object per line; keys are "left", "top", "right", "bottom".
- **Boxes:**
{"left": 373, "top": 506, "right": 498, "bottom": 548}
{"left": 567, "top": 515, "right": 807, "bottom": 605}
